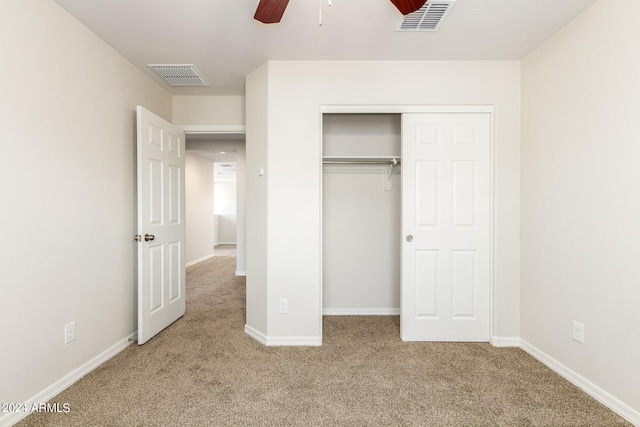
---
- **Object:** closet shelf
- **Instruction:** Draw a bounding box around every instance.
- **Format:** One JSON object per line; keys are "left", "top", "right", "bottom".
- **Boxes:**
{"left": 322, "top": 156, "right": 401, "bottom": 165}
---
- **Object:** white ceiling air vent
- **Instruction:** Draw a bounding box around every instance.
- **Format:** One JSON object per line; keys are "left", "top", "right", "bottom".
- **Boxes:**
{"left": 148, "top": 64, "right": 209, "bottom": 87}
{"left": 398, "top": 0, "right": 456, "bottom": 32}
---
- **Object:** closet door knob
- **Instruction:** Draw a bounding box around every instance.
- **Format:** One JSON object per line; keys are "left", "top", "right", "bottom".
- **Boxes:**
{"left": 406, "top": 235, "right": 413, "bottom": 242}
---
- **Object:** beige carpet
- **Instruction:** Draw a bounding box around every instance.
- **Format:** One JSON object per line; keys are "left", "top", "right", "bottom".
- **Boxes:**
{"left": 214, "top": 244, "right": 236, "bottom": 258}
{"left": 18, "top": 256, "right": 629, "bottom": 426}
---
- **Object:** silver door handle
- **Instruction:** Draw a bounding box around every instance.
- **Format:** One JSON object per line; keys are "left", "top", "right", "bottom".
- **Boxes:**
{"left": 406, "top": 235, "right": 413, "bottom": 242}
{"left": 144, "top": 234, "right": 155, "bottom": 242}
{"left": 134, "top": 235, "right": 142, "bottom": 242}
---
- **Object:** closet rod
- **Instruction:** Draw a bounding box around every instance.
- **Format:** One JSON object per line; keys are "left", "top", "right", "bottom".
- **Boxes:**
{"left": 322, "top": 159, "right": 401, "bottom": 165}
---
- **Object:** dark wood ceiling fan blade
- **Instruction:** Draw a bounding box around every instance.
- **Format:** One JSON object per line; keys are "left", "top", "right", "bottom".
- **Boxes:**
{"left": 389, "top": 0, "right": 428, "bottom": 15}
{"left": 254, "top": 0, "right": 291, "bottom": 24}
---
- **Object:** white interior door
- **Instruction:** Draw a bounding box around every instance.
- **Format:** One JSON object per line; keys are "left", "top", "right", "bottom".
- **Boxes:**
{"left": 401, "top": 113, "right": 491, "bottom": 341}
{"left": 136, "top": 106, "right": 186, "bottom": 345}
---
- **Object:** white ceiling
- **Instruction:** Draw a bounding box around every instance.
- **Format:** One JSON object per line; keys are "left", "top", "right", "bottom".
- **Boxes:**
{"left": 53, "top": 0, "right": 598, "bottom": 96}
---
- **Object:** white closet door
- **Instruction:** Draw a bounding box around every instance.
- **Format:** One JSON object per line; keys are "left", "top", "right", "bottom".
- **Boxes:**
{"left": 401, "top": 113, "right": 491, "bottom": 341}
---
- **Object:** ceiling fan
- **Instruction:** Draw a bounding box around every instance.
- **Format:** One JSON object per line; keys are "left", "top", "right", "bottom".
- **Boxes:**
{"left": 254, "top": 0, "right": 428, "bottom": 24}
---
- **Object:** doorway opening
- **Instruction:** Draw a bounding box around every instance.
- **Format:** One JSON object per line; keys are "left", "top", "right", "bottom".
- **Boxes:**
{"left": 185, "top": 133, "right": 246, "bottom": 276}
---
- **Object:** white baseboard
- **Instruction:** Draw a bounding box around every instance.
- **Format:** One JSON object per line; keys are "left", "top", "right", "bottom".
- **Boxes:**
{"left": 266, "top": 336, "right": 322, "bottom": 346}
{"left": 235, "top": 271, "right": 246, "bottom": 277}
{"left": 244, "top": 324, "right": 268, "bottom": 345}
{"left": 214, "top": 242, "right": 236, "bottom": 246}
{"left": 244, "top": 324, "right": 321, "bottom": 347}
{"left": 323, "top": 308, "right": 400, "bottom": 316}
{"left": 520, "top": 339, "right": 640, "bottom": 426}
{"left": 185, "top": 253, "right": 214, "bottom": 267}
{"left": 0, "top": 332, "right": 136, "bottom": 427}
{"left": 490, "top": 336, "right": 520, "bottom": 347}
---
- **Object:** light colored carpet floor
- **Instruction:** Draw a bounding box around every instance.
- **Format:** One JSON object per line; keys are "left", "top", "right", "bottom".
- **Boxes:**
{"left": 214, "top": 244, "right": 236, "bottom": 258}
{"left": 18, "top": 256, "right": 630, "bottom": 426}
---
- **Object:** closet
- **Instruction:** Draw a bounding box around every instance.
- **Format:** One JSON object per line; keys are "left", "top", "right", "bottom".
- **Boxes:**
{"left": 322, "top": 113, "right": 402, "bottom": 315}
{"left": 321, "top": 110, "right": 492, "bottom": 342}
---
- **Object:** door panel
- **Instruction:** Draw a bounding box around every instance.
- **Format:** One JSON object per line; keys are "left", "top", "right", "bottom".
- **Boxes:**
{"left": 451, "top": 250, "right": 475, "bottom": 317}
{"left": 136, "top": 106, "right": 186, "bottom": 345}
{"left": 416, "top": 160, "right": 439, "bottom": 227}
{"left": 452, "top": 161, "right": 476, "bottom": 227}
{"left": 401, "top": 113, "right": 490, "bottom": 341}
{"left": 414, "top": 249, "right": 438, "bottom": 318}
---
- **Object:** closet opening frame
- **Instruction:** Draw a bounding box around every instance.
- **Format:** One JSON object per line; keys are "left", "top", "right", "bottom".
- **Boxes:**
{"left": 319, "top": 105, "right": 496, "bottom": 343}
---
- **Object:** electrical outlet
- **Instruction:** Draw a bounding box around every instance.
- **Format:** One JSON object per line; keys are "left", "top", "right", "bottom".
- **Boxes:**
{"left": 572, "top": 320, "right": 584, "bottom": 344}
{"left": 279, "top": 298, "right": 289, "bottom": 314}
{"left": 64, "top": 321, "right": 76, "bottom": 344}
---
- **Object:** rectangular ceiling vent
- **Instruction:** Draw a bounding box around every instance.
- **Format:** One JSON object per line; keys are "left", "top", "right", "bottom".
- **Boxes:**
{"left": 397, "top": 0, "right": 456, "bottom": 32}
{"left": 148, "top": 64, "right": 209, "bottom": 87}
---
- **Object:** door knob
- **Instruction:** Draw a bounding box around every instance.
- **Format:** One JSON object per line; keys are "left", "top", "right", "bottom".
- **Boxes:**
{"left": 133, "top": 235, "right": 142, "bottom": 242}
{"left": 144, "top": 234, "right": 155, "bottom": 242}
{"left": 406, "top": 235, "right": 413, "bottom": 242}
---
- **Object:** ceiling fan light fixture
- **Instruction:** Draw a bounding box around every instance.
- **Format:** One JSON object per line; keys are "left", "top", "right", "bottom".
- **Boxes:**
{"left": 254, "top": 0, "right": 290, "bottom": 24}
{"left": 390, "top": 0, "right": 428, "bottom": 15}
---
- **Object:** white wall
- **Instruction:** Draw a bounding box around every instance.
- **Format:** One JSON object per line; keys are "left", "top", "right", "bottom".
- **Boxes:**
{"left": 235, "top": 142, "right": 247, "bottom": 275}
{"left": 214, "top": 181, "right": 237, "bottom": 214}
{"left": 0, "top": 0, "right": 172, "bottom": 419}
{"left": 214, "top": 181, "right": 237, "bottom": 244}
{"left": 185, "top": 153, "right": 214, "bottom": 265}
{"left": 245, "top": 64, "right": 269, "bottom": 336}
{"left": 173, "top": 95, "right": 245, "bottom": 127}
{"left": 215, "top": 215, "right": 237, "bottom": 244}
{"left": 245, "top": 61, "right": 521, "bottom": 343}
{"left": 521, "top": 0, "right": 640, "bottom": 418}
